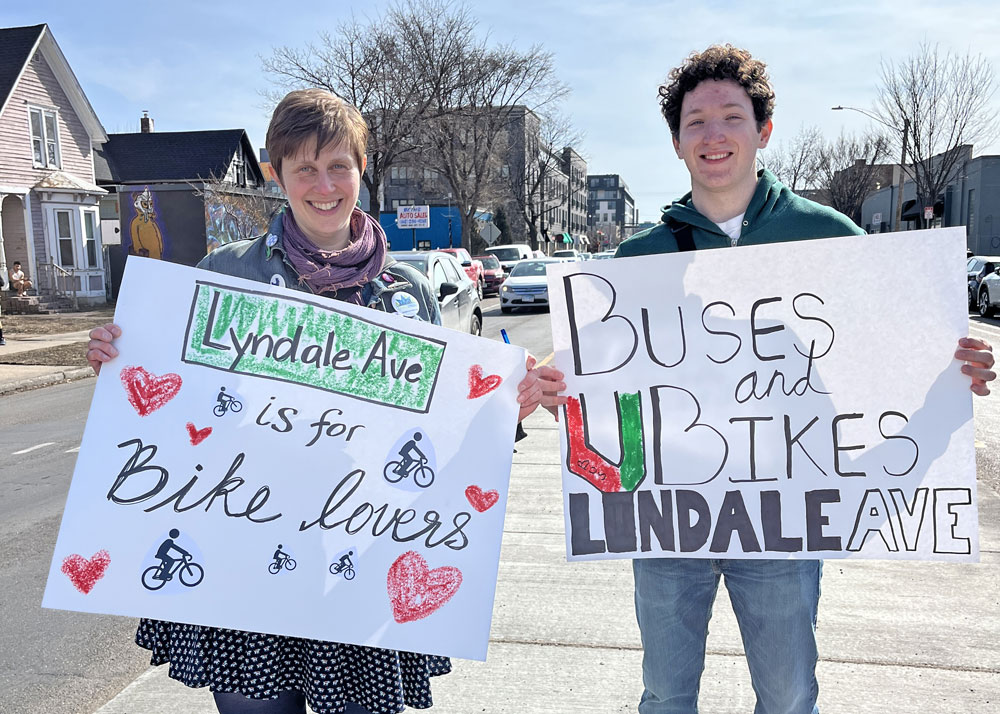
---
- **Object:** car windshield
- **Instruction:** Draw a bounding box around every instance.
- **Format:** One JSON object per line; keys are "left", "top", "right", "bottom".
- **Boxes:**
{"left": 509, "top": 260, "right": 551, "bottom": 277}
{"left": 487, "top": 247, "right": 522, "bottom": 261}
{"left": 393, "top": 257, "right": 427, "bottom": 272}
{"left": 553, "top": 250, "right": 575, "bottom": 257}
{"left": 476, "top": 255, "right": 501, "bottom": 269}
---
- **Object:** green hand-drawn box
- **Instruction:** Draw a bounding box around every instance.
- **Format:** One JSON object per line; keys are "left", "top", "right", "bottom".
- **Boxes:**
{"left": 182, "top": 282, "right": 446, "bottom": 413}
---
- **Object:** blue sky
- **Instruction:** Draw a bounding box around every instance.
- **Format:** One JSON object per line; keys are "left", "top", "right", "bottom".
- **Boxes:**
{"left": 4, "top": 0, "right": 999, "bottom": 221}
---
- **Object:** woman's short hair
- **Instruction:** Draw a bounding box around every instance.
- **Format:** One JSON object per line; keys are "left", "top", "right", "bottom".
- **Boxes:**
{"left": 265, "top": 89, "right": 369, "bottom": 179}
{"left": 658, "top": 45, "right": 775, "bottom": 138}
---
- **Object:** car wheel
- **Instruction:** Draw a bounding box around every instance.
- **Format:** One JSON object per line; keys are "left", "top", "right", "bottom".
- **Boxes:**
{"left": 969, "top": 287, "right": 977, "bottom": 311}
{"left": 470, "top": 312, "right": 482, "bottom": 336}
{"left": 979, "top": 288, "right": 995, "bottom": 317}
{"left": 501, "top": 306, "right": 512, "bottom": 314}
{"left": 477, "top": 279, "right": 484, "bottom": 300}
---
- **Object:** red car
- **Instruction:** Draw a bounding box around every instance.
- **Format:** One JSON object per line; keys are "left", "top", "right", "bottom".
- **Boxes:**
{"left": 474, "top": 254, "right": 505, "bottom": 296}
{"left": 439, "top": 248, "right": 485, "bottom": 298}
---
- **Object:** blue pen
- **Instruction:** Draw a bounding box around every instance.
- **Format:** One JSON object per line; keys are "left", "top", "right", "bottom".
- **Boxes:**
{"left": 500, "top": 329, "right": 510, "bottom": 344}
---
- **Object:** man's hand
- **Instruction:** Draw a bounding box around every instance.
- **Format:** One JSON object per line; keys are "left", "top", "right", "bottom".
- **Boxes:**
{"left": 87, "top": 323, "right": 122, "bottom": 376}
{"left": 955, "top": 337, "right": 995, "bottom": 396}
{"left": 516, "top": 355, "right": 568, "bottom": 423}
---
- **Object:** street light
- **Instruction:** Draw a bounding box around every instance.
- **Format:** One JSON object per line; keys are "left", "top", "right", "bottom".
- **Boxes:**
{"left": 832, "top": 105, "right": 910, "bottom": 231}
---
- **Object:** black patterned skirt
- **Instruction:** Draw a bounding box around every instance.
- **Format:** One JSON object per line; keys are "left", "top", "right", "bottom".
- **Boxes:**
{"left": 136, "top": 619, "right": 452, "bottom": 713}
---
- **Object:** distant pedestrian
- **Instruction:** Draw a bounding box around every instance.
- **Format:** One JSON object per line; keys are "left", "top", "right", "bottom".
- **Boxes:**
{"left": 8, "top": 261, "right": 32, "bottom": 297}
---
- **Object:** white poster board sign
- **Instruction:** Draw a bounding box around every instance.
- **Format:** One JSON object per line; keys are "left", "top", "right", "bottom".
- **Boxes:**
{"left": 43, "top": 258, "right": 525, "bottom": 661}
{"left": 547, "top": 228, "right": 977, "bottom": 562}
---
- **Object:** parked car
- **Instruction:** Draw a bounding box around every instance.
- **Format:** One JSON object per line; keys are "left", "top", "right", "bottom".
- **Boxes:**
{"left": 592, "top": 250, "right": 616, "bottom": 260}
{"left": 967, "top": 255, "right": 1000, "bottom": 311}
{"left": 438, "top": 248, "right": 486, "bottom": 299}
{"left": 483, "top": 243, "right": 532, "bottom": 274}
{"left": 976, "top": 262, "right": 1000, "bottom": 317}
{"left": 390, "top": 251, "right": 483, "bottom": 335}
{"left": 552, "top": 249, "right": 583, "bottom": 261}
{"left": 499, "top": 258, "right": 562, "bottom": 314}
{"left": 474, "top": 253, "right": 505, "bottom": 296}
{"left": 531, "top": 250, "right": 546, "bottom": 259}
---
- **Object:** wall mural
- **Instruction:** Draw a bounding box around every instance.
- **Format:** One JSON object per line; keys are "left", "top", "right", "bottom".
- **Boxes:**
{"left": 125, "top": 187, "right": 166, "bottom": 260}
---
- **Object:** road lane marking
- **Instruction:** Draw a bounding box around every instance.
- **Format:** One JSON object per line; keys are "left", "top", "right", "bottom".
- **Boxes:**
{"left": 12, "top": 442, "right": 55, "bottom": 455}
{"left": 65, "top": 446, "right": 80, "bottom": 453}
{"left": 976, "top": 441, "right": 986, "bottom": 449}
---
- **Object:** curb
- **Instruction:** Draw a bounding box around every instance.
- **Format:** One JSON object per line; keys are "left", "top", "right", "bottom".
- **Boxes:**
{"left": 0, "top": 366, "right": 95, "bottom": 396}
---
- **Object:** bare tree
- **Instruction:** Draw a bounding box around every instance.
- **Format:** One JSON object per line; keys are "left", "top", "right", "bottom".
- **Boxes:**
{"left": 261, "top": 0, "right": 475, "bottom": 219}
{"left": 419, "top": 41, "right": 569, "bottom": 251}
{"left": 875, "top": 42, "right": 997, "bottom": 227}
{"left": 815, "top": 131, "right": 890, "bottom": 226}
{"left": 759, "top": 125, "right": 823, "bottom": 191}
{"left": 502, "top": 111, "right": 581, "bottom": 250}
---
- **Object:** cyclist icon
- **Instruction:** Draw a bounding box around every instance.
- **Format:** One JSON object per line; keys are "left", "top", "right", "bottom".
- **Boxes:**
{"left": 383, "top": 432, "right": 435, "bottom": 488}
{"left": 213, "top": 386, "right": 243, "bottom": 417}
{"left": 268, "top": 544, "right": 297, "bottom": 574}
{"left": 141, "top": 529, "right": 205, "bottom": 590}
{"left": 329, "top": 550, "right": 356, "bottom": 580}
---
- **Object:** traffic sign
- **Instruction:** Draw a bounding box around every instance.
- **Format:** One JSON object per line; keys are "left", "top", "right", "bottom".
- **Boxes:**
{"left": 924, "top": 206, "right": 934, "bottom": 220}
{"left": 479, "top": 222, "right": 500, "bottom": 245}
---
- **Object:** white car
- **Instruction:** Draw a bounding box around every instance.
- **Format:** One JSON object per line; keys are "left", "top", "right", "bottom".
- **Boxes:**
{"left": 977, "top": 264, "right": 1000, "bottom": 317}
{"left": 499, "top": 258, "right": 562, "bottom": 313}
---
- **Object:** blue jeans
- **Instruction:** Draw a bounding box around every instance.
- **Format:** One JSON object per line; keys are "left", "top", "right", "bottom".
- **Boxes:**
{"left": 213, "top": 690, "right": 371, "bottom": 713}
{"left": 633, "top": 558, "right": 822, "bottom": 714}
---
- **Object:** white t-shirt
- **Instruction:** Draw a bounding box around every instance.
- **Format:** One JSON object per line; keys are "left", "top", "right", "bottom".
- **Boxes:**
{"left": 715, "top": 213, "right": 746, "bottom": 247}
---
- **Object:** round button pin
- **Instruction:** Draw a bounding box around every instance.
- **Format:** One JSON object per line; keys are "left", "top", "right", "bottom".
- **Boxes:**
{"left": 391, "top": 291, "right": 420, "bottom": 317}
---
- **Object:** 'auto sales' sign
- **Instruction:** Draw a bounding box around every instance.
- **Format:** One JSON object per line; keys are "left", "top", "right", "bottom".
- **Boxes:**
{"left": 397, "top": 205, "right": 430, "bottom": 229}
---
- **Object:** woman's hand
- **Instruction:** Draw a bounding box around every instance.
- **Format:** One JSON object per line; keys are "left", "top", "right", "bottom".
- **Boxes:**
{"left": 955, "top": 337, "right": 995, "bottom": 396}
{"left": 87, "top": 323, "right": 122, "bottom": 376}
{"left": 516, "top": 355, "right": 568, "bottom": 422}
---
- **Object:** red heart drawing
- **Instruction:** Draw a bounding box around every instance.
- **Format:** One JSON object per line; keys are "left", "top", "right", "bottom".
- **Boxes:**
{"left": 465, "top": 485, "right": 499, "bottom": 512}
{"left": 387, "top": 550, "right": 463, "bottom": 623}
{"left": 186, "top": 422, "right": 212, "bottom": 445}
{"left": 61, "top": 550, "right": 111, "bottom": 594}
{"left": 120, "top": 366, "right": 182, "bottom": 417}
{"left": 467, "top": 365, "right": 502, "bottom": 399}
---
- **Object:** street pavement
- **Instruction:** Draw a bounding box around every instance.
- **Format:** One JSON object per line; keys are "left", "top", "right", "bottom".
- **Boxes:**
{"left": 1, "top": 327, "right": 997, "bottom": 713}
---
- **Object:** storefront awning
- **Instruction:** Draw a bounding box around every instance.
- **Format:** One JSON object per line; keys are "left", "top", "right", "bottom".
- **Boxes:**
{"left": 561, "top": 232, "right": 572, "bottom": 243}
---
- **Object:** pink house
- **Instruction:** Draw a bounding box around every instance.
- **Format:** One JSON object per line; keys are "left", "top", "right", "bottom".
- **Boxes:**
{"left": 0, "top": 23, "right": 109, "bottom": 307}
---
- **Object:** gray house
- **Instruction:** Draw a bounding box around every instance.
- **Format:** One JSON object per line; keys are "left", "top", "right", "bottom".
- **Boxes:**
{"left": 0, "top": 23, "right": 109, "bottom": 307}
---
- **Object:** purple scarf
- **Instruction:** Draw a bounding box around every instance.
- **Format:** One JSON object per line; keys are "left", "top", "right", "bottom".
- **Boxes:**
{"left": 281, "top": 206, "right": 387, "bottom": 304}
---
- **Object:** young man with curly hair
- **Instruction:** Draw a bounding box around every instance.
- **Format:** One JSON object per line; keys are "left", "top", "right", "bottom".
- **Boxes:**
{"left": 615, "top": 44, "right": 996, "bottom": 714}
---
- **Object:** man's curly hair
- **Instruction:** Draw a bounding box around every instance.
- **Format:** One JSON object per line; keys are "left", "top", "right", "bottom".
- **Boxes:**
{"left": 659, "top": 45, "right": 775, "bottom": 137}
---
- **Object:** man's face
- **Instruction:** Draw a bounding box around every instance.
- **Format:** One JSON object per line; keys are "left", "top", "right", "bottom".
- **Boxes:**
{"left": 672, "top": 79, "right": 772, "bottom": 200}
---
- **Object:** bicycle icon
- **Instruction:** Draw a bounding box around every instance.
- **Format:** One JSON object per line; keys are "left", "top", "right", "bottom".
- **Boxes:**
{"left": 329, "top": 551, "right": 356, "bottom": 580}
{"left": 213, "top": 386, "right": 243, "bottom": 417}
{"left": 383, "top": 432, "right": 435, "bottom": 488}
{"left": 141, "top": 554, "right": 204, "bottom": 591}
{"left": 268, "top": 546, "right": 297, "bottom": 575}
{"left": 383, "top": 455, "right": 435, "bottom": 488}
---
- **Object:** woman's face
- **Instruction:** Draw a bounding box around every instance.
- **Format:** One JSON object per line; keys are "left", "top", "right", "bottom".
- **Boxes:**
{"left": 278, "top": 139, "right": 367, "bottom": 251}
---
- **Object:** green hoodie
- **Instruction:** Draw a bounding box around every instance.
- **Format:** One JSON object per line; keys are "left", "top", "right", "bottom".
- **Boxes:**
{"left": 617, "top": 169, "right": 864, "bottom": 257}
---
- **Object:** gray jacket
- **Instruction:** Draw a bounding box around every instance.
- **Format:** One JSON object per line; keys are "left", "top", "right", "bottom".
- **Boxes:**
{"left": 197, "top": 210, "right": 442, "bottom": 325}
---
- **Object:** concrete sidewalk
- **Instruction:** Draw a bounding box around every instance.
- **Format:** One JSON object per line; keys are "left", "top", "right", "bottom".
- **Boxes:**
{"left": 93, "top": 410, "right": 999, "bottom": 714}
{"left": 3, "top": 335, "right": 996, "bottom": 713}
{"left": 0, "top": 330, "right": 94, "bottom": 395}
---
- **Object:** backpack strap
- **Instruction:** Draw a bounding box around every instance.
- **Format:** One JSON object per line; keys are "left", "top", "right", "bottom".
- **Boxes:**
{"left": 666, "top": 218, "right": 696, "bottom": 252}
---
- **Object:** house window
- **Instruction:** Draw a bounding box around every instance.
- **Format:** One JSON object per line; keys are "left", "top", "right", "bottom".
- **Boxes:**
{"left": 391, "top": 167, "right": 399, "bottom": 180}
{"left": 29, "top": 107, "right": 61, "bottom": 168}
{"left": 55, "top": 210, "right": 75, "bottom": 267}
{"left": 84, "top": 211, "right": 99, "bottom": 268}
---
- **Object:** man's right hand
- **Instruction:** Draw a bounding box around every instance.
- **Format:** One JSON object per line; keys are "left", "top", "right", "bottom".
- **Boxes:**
{"left": 87, "top": 323, "right": 122, "bottom": 375}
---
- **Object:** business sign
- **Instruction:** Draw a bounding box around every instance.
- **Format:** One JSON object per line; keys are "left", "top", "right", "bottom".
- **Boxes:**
{"left": 547, "top": 228, "right": 977, "bottom": 562}
{"left": 397, "top": 205, "right": 430, "bottom": 229}
{"left": 43, "top": 258, "right": 526, "bottom": 661}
